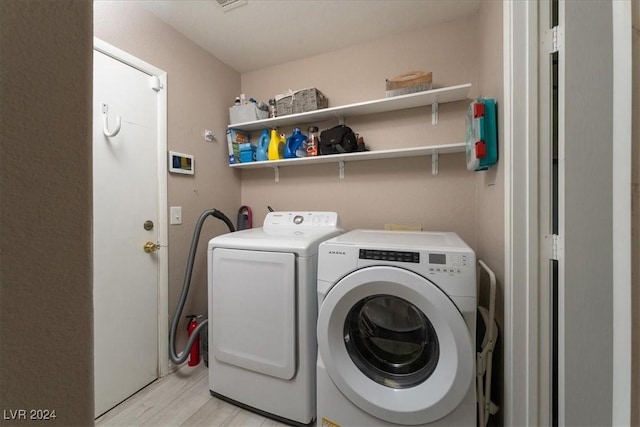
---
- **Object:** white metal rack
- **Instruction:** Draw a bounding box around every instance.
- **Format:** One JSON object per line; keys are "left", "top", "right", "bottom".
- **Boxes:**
{"left": 231, "top": 143, "right": 465, "bottom": 182}
{"left": 228, "top": 83, "right": 471, "bottom": 181}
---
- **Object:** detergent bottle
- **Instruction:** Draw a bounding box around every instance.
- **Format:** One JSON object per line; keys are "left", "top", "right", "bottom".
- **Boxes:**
{"left": 256, "top": 129, "right": 269, "bottom": 161}
{"left": 284, "top": 127, "right": 308, "bottom": 159}
{"left": 268, "top": 128, "right": 284, "bottom": 160}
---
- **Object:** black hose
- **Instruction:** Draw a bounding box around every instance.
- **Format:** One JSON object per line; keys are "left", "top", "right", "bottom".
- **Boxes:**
{"left": 169, "top": 208, "right": 235, "bottom": 365}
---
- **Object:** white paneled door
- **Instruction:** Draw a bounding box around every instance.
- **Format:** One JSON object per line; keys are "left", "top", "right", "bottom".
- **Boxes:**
{"left": 93, "top": 43, "right": 167, "bottom": 418}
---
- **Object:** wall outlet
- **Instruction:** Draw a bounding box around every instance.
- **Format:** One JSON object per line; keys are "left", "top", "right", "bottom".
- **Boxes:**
{"left": 170, "top": 206, "right": 182, "bottom": 225}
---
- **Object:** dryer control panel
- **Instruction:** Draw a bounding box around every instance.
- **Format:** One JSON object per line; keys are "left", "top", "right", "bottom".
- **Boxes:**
{"left": 264, "top": 211, "right": 340, "bottom": 229}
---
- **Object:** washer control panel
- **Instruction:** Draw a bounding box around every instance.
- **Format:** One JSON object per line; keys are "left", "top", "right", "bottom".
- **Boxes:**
{"left": 357, "top": 247, "right": 470, "bottom": 276}
{"left": 427, "top": 252, "right": 470, "bottom": 275}
{"left": 359, "top": 249, "right": 420, "bottom": 263}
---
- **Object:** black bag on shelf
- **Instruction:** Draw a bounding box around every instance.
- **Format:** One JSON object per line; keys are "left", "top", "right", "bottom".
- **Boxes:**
{"left": 319, "top": 125, "right": 360, "bottom": 155}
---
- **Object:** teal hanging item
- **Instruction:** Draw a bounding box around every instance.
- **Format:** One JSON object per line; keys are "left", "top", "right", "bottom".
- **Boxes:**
{"left": 466, "top": 98, "right": 498, "bottom": 171}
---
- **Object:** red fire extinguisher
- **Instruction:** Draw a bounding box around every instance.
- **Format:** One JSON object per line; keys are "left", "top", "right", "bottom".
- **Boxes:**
{"left": 186, "top": 315, "right": 201, "bottom": 366}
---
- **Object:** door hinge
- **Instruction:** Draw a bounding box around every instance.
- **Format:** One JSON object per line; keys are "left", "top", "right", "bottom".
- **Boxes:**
{"left": 550, "top": 234, "right": 563, "bottom": 261}
{"left": 545, "top": 26, "right": 561, "bottom": 54}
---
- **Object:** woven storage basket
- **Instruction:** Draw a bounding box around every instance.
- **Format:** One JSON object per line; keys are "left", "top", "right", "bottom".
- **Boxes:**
{"left": 276, "top": 88, "right": 328, "bottom": 116}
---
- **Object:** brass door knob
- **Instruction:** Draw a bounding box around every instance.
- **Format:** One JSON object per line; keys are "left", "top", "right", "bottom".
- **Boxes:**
{"left": 143, "top": 241, "right": 160, "bottom": 253}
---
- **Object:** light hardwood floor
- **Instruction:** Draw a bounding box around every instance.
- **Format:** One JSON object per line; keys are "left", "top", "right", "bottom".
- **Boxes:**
{"left": 96, "top": 363, "right": 291, "bottom": 427}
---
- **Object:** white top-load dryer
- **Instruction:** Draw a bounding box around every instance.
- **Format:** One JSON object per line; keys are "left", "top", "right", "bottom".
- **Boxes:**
{"left": 207, "top": 212, "right": 341, "bottom": 426}
{"left": 316, "top": 230, "right": 476, "bottom": 427}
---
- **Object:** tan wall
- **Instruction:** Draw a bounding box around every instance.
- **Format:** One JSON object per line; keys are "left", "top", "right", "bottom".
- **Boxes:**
{"left": 93, "top": 2, "right": 242, "bottom": 350}
{"left": 0, "top": 1, "right": 94, "bottom": 425}
{"left": 476, "top": 1, "right": 504, "bottom": 423}
{"left": 476, "top": 0, "right": 504, "bottom": 312}
{"left": 240, "top": 14, "right": 481, "bottom": 247}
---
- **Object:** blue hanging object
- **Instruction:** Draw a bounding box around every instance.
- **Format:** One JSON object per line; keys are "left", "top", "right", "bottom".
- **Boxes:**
{"left": 256, "top": 129, "right": 270, "bottom": 161}
{"left": 466, "top": 98, "right": 498, "bottom": 171}
{"left": 284, "top": 127, "right": 308, "bottom": 159}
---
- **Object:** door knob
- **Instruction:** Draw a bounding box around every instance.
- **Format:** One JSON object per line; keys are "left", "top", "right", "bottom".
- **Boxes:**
{"left": 143, "top": 241, "right": 160, "bottom": 253}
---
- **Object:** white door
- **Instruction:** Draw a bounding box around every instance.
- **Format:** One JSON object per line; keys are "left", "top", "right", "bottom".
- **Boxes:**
{"left": 93, "top": 44, "right": 167, "bottom": 417}
{"left": 536, "top": 1, "right": 631, "bottom": 425}
{"left": 505, "top": 2, "right": 632, "bottom": 424}
{"left": 553, "top": 1, "right": 631, "bottom": 424}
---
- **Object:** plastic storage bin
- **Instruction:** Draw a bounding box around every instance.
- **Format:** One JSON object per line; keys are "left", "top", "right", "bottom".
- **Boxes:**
{"left": 229, "top": 104, "right": 268, "bottom": 124}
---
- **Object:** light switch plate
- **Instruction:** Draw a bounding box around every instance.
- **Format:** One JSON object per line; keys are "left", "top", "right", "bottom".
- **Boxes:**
{"left": 170, "top": 206, "right": 182, "bottom": 225}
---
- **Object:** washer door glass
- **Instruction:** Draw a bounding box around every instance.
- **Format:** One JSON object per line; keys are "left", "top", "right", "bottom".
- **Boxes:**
{"left": 344, "top": 295, "right": 439, "bottom": 389}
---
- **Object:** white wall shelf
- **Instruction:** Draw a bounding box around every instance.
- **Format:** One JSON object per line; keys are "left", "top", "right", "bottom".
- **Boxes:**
{"left": 228, "top": 83, "right": 471, "bottom": 131}
{"left": 231, "top": 142, "right": 466, "bottom": 182}
{"left": 227, "top": 83, "right": 471, "bottom": 181}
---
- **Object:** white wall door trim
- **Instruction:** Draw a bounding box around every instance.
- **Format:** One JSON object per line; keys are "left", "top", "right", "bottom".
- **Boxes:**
{"left": 93, "top": 38, "right": 169, "bottom": 377}
{"left": 503, "top": 1, "right": 540, "bottom": 425}
{"left": 611, "top": 1, "right": 633, "bottom": 424}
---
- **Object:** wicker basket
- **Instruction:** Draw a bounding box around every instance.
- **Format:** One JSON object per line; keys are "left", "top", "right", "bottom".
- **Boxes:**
{"left": 276, "top": 88, "right": 328, "bottom": 116}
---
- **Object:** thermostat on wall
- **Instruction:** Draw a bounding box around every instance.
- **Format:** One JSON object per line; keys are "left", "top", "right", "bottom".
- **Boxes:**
{"left": 169, "top": 151, "right": 194, "bottom": 175}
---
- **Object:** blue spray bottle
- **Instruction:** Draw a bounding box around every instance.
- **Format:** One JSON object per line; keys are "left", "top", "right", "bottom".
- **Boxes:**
{"left": 284, "top": 128, "right": 308, "bottom": 159}
{"left": 256, "top": 129, "right": 270, "bottom": 161}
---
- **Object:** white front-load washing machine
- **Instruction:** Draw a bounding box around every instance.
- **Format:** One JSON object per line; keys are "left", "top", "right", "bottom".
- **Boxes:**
{"left": 207, "top": 212, "right": 341, "bottom": 426}
{"left": 316, "top": 230, "right": 476, "bottom": 427}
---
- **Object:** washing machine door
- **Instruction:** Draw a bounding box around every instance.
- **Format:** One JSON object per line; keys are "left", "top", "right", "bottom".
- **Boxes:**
{"left": 317, "top": 265, "right": 474, "bottom": 425}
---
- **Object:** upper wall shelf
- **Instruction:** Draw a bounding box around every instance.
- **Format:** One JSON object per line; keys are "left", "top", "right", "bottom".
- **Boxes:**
{"left": 228, "top": 83, "right": 472, "bottom": 131}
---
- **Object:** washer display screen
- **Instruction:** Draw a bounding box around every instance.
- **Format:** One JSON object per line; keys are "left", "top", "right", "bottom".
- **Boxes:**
{"left": 343, "top": 295, "right": 439, "bottom": 389}
{"left": 429, "top": 253, "right": 447, "bottom": 265}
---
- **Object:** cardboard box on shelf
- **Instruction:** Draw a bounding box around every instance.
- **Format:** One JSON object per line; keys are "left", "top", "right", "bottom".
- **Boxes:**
{"left": 226, "top": 129, "right": 250, "bottom": 164}
{"left": 385, "top": 71, "right": 433, "bottom": 97}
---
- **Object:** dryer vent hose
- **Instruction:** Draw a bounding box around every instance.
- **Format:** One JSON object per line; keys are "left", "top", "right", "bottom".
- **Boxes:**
{"left": 169, "top": 208, "right": 235, "bottom": 365}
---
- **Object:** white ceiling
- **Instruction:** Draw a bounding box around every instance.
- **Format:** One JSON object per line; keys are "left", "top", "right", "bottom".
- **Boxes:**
{"left": 136, "top": 0, "right": 480, "bottom": 73}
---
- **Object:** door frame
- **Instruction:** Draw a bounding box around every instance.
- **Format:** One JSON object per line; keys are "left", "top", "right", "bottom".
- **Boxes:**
{"left": 93, "top": 38, "right": 169, "bottom": 377}
{"left": 503, "top": 1, "right": 540, "bottom": 424}
{"left": 504, "top": 1, "right": 632, "bottom": 425}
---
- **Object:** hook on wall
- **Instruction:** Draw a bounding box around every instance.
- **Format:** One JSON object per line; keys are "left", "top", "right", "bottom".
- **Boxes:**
{"left": 102, "top": 103, "right": 122, "bottom": 137}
